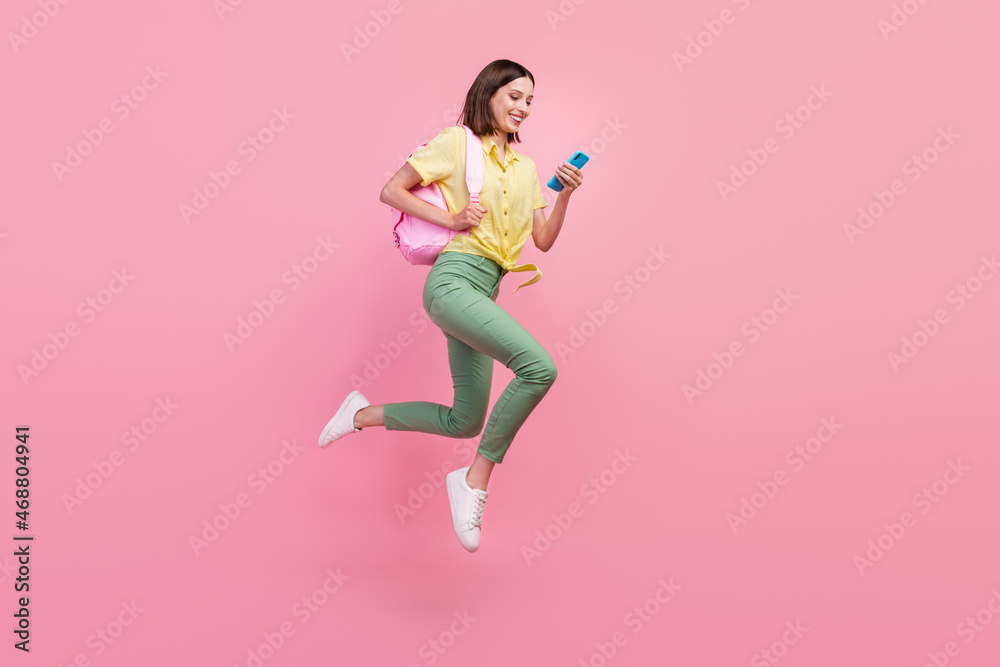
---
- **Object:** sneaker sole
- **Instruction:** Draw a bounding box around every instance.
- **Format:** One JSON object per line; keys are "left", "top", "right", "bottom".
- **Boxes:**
{"left": 318, "top": 390, "right": 362, "bottom": 448}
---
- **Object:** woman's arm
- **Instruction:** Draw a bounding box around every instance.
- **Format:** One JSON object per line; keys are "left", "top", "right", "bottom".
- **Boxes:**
{"left": 380, "top": 163, "right": 458, "bottom": 231}
{"left": 531, "top": 162, "right": 583, "bottom": 252}
{"left": 531, "top": 193, "right": 566, "bottom": 252}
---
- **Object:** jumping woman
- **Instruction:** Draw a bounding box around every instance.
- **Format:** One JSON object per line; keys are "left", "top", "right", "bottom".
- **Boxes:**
{"left": 318, "top": 59, "right": 584, "bottom": 552}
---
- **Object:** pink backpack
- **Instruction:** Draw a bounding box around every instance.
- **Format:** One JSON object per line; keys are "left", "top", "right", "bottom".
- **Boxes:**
{"left": 391, "top": 125, "right": 484, "bottom": 265}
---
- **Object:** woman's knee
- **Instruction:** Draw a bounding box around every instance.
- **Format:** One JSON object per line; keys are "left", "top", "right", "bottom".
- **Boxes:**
{"left": 522, "top": 349, "right": 558, "bottom": 386}
{"left": 541, "top": 354, "right": 558, "bottom": 386}
{"left": 453, "top": 422, "right": 484, "bottom": 439}
{"left": 450, "top": 415, "right": 486, "bottom": 439}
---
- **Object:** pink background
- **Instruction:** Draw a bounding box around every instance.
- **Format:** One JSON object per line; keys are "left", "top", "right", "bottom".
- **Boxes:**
{"left": 3, "top": 0, "right": 999, "bottom": 665}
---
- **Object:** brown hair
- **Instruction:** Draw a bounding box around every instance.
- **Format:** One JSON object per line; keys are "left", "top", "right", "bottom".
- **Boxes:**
{"left": 457, "top": 59, "right": 535, "bottom": 145}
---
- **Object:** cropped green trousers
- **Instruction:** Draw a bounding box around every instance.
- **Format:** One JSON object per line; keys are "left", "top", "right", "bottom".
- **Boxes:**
{"left": 382, "top": 251, "right": 558, "bottom": 464}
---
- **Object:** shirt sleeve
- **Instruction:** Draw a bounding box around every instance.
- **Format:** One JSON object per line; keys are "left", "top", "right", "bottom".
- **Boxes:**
{"left": 406, "top": 126, "right": 461, "bottom": 186}
{"left": 532, "top": 162, "right": 548, "bottom": 209}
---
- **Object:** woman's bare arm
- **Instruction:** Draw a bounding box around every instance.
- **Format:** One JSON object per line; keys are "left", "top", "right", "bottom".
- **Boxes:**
{"left": 531, "top": 162, "right": 583, "bottom": 251}
{"left": 380, "top": 163, "right": 458, "bottom": 231}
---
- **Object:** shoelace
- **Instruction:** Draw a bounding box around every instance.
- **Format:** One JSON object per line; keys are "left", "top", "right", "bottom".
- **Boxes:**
{"left": 470, "top": 493, "right": 487, "bottom": 528}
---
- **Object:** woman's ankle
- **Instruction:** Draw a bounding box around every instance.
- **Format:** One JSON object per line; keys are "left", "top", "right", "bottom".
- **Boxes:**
{"left": 354, "top": 405, "right": 385, "bottom": 429}
{"left": 465, "top": 473, "right": 488, "bottom": 492}
{"left": 353, "top": 406, "right": 367, "bottom": 429}
{"left": 465, "top": 468, "right": 492, "bottom": 491}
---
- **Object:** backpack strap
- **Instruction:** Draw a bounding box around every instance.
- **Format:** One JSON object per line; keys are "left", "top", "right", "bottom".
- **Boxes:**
{"left": 460, "top": 124, "right": 484, "bottom": 206}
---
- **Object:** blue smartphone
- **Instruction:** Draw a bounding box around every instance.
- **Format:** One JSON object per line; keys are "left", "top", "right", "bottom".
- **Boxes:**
{"left": 548, "top": 150, "right": 590, "bottom": 191}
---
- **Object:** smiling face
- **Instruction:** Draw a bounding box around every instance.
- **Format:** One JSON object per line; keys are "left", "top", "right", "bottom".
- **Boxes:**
{"left": 489, "top": 76, "right": 533, "bottom": 138}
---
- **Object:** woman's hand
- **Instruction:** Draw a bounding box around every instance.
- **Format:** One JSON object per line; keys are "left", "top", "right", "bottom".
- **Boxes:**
{"left": 452, "top": 203, "right": 487, "bottom": 230}
{"left": 554, "top": 162, "right": 584, "bottom": 195}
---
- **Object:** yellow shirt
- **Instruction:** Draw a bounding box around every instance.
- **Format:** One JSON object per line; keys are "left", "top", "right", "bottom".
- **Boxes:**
{"left": 406, "top": 125, "right": 549, "bottom": 294}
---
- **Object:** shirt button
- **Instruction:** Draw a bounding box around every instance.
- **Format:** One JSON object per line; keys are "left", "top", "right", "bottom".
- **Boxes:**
{"left": 503, "top": 189, "right": 506, "bottom": 194}
{"left": 504, "top": 210, "right": 507, "bottom": 215}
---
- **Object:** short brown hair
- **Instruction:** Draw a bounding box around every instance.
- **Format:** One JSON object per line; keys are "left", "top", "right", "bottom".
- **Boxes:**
{"left": 457, "top": 59, "right": 535, "bottom": 145}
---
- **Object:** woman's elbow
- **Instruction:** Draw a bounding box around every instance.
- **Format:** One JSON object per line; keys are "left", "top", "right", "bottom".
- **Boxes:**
{"left": 379, "top": 184, "right": 393, "bottom": 205}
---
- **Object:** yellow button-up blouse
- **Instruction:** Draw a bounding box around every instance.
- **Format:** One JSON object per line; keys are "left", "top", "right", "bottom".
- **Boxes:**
{"left": 406, "top": 125, "right": 549, "bottom": 294}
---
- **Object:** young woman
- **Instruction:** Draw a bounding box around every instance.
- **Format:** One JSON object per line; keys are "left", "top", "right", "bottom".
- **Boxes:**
{"left": 318, "top": 59, "right": 583, "bottom": 553}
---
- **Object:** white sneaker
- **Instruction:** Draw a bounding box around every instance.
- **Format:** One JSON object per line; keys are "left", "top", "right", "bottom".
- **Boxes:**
{"left": 446, "top": 466, "right": 489, "bottom": 552}
{"left": 318, "top": 390, "right": 370, "bottom": 448}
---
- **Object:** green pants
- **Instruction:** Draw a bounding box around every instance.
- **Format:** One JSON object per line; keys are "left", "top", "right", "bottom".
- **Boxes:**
{"left": 382, "top": 251, "right": 558, "bottom": 464}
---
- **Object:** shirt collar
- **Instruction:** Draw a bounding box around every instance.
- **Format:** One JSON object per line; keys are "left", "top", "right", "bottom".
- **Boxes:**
{"left": 480, "top": 133, "right": 520, "bottom": 165}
